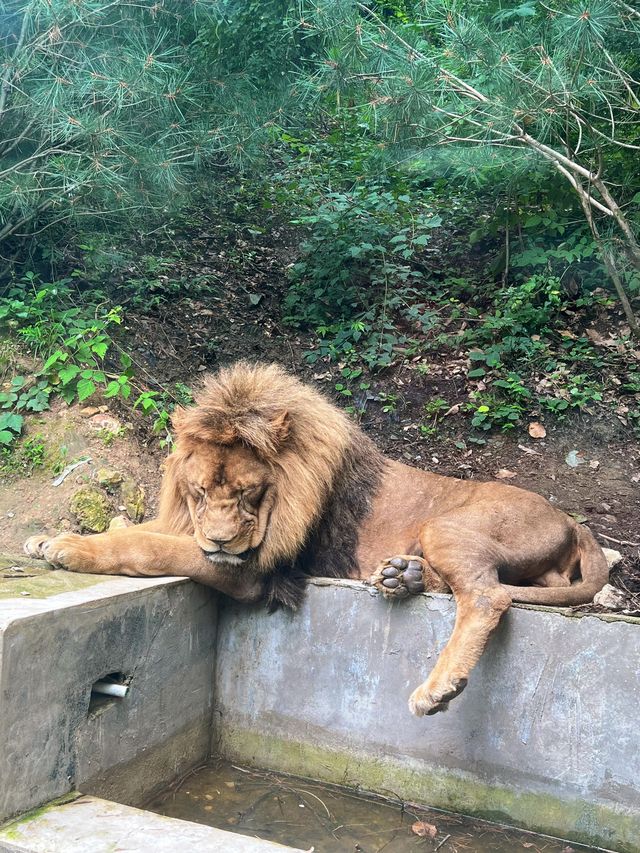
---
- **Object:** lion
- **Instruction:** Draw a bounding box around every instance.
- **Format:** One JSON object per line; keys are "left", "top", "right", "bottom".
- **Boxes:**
{"left": 25, "top": 362, "right": 610, "bottom": 717}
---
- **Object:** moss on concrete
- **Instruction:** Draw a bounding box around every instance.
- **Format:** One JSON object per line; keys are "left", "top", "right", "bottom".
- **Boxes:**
{"left": 217, "top": 728, "right": 640, "bottom": 853}
{"left": 0, "top": 791, "right": 81, "bottom": 839}
{"left": 0, "top": 554, "right": 108, "bottom": 599}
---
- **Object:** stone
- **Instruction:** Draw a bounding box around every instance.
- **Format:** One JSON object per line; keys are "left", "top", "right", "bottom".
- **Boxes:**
{"left": 603, "top": 547, "right": 623, "bottom": 568}
{"left": 121, "top": 479, "right": 145, "bottom": 523}
{"left": 79, "top": 406, "right": 100, "bottom": 417}
{"left": 69, "top": 487, "right": 112, "bottom": 533}
{"left": 88, "top": 414, "right": 121, "bottom": 432}
{"left": 96, "top": 468, "right": 124, "bottom": 490}
{"left": 593, "top": 583, "right": 628, "bottom": 611}
{"left": 108, "top": 514, "right": 133, "bottom": 531}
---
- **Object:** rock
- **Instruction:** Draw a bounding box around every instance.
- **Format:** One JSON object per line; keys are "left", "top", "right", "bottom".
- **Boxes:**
{"left": 96, "top": 467, "right": 124, "bottom": 490}
{"left": 565, "top": 450, "right": 586, "bottom": 467}
{"left": 121, "top": 479, "right": 145, "bottom": 522}
{"left": 69, "top": 487, "right": 113, "bottom": 533}
{"left": 602, "top": 547, "right": 623, "bottom": 568}
{"left": 108, "top": 514, "right": 133, "bottom": 531}
{"left": 593, "top": 583, "right": 628, "bottom": 611}
{"left": 89, "top": 414, "right": 121, "bottom": 432}
{"left": 80, "top": 406, "right": 100, "bottom": 417}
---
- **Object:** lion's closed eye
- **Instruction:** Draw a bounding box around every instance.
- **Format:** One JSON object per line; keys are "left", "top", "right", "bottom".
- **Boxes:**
{"left": 241, "top": 485, "right": 266, "bottom": 508}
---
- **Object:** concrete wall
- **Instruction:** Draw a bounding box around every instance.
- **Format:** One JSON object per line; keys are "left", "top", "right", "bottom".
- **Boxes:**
{"left": 2, "top": 572, "right": 639, "bottom": 852}
{"left": 0, "top": 576, "right": 217, "bottom": 822}
{"left": 214, "top": 579, "right": 640, "bottom": 853}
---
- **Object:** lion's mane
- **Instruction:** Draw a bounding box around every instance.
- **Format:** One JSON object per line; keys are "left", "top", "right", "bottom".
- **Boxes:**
{"left": 158, "top": 362, "right": 385, "bottom": 609}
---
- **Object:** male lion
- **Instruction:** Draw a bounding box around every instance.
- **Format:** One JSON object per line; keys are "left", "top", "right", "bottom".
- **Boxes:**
{"left": 25, "top": 362, "right": 609, "bottom": 716}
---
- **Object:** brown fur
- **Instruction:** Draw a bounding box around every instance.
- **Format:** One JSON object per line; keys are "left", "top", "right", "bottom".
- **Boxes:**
{"left": 25, "top": 361, "right": 610, "bottom": 717}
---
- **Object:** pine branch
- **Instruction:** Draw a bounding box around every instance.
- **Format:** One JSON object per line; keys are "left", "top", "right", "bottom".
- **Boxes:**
{"left": 0, "top": 2, "right": 31, "bottom": 121}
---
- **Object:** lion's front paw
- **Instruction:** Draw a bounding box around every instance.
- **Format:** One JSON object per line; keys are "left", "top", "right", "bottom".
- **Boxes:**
{"left": 39, "top": 534, "right": 98, "bottom": 573}
{"left": 370, "top": 555, "right": 426, "bottom": 600}
{"left": 409, "top": 676, "right": 468, "bottom": 717}
{"left": 24, "top": 534, "right": 52, "bottom": 559}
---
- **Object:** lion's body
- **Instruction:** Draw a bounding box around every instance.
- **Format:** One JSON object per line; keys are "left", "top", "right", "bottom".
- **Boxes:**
{"left": 26, "top": 362, "right": 610, "bottom": 716}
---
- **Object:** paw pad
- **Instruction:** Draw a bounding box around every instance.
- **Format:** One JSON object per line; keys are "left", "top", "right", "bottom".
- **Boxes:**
{"left": 371, "top": 556, "right": 426, "bottom": 599}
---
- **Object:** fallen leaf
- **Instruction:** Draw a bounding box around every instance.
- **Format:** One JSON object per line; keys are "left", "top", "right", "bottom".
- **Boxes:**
{"left": 411, "top": 821, "right": 437, "bottom": 838}
{"left": 494, "top": 468, "right": 517, "bottom": 479}
{"left": 518, "top": 444, "right": 542, "bottom": 456}
{"left": 558, "top": 330, "right": 577, "bottom": 339}
{"left": 443, "top": 404, "right": 460, "bottom": 417}
{"left": 528, "top": 421, "right": 546, "bottom": 439}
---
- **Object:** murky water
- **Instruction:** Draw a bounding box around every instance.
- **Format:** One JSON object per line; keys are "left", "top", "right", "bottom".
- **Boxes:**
{"left": 146, "top": 761, "right": 604, "bottom": 853}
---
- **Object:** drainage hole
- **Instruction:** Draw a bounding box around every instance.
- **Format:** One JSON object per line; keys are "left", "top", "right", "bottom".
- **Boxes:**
{"left": 88, "top": 671, "right": 130, "bottom": 715}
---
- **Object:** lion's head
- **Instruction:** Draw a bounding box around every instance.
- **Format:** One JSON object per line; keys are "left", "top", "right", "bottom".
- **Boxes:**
{"left": 172, "top": 439, "right": 277, "bottom": 565}
{"left": 158, "top": 362, "right": 381, "bottom": 605}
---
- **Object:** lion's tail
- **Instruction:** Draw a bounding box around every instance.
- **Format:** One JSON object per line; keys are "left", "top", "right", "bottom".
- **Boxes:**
{"left": 502, "top": 525, "right": 609, "bottom": 606}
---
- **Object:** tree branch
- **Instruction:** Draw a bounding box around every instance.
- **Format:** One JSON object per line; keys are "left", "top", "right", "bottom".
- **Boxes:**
{"left": 0, "top": 4, "right": 31, "bottom": 120}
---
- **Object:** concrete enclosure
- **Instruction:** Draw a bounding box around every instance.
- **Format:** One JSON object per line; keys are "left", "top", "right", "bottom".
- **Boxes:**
{"left": 0, "top": 576, "right": 217, "bottom": 820}
{"left": 1, "top": 572, "right": 639, "bottom": 852}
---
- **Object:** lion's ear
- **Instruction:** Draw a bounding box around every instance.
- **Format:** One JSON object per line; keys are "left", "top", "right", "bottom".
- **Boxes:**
{"left": 270, "top": 410, "right": 290, "bottom": 446}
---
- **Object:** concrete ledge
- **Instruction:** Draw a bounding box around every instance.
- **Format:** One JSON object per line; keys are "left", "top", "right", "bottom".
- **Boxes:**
{"left": 0, "top": 575, "right": 217, "bottom": 822}
{"left": 0, "top": 795, "right": 302, "bottom": 852}
{"left": 214, "top": 580, "right": 640, "bottom": 853}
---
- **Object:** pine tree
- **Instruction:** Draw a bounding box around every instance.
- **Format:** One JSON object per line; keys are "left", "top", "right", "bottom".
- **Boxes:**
{"left": 296, "top": 0, "right": 640, "bottom": 332}
{"left": 0, "top": 1, "right": 222, "bottom": 251}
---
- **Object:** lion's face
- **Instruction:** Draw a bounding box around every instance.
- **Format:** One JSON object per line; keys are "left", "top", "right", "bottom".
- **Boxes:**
{"left": 179, "top": 442, "right": 274, "bottom": 566}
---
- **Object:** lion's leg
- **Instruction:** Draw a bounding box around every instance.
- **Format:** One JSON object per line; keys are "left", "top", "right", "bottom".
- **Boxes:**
{"left": 409, "top": 582, "right": 511, "bottom": 716}
{"left": 24, "top": 530, "right": 263, "bottom": 602}
{"left": 406, "top": 525, "right": 512, "bottom": 717}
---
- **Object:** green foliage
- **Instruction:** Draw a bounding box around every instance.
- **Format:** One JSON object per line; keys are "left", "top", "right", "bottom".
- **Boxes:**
{"left": 275, "top": 129, "right": 441, "bottom": 369}
{"left": 0, "top": 275, "right": 130, "bottom": 405}
{"left": 286, "top": 185, "right": 440, "bottom": 325}
{"left": 0, "top": 0, "right": 306, "bottom": 256}
{"left": 296, "top": 0, "right": 640, "bottom": 331}
{"left": 0, "top": 409, "right": 24, "bottom": 446}
{"left": 0, "top": 374, "right": 49, "bottom": 447}
{"left": 1, "top": 0, "right": 638, "bottom": 448}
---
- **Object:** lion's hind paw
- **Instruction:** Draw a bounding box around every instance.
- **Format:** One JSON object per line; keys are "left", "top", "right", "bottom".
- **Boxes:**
{"left": 409, "top": 677, "right": 468, "bottom": 717}
{"left": 370, "top": 555, "right": 426, "bottom": 600}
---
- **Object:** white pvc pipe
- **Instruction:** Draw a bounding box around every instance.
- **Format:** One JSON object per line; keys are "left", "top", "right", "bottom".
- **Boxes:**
{"left": 92, "top": 681, "right": 128, "bottom": 698}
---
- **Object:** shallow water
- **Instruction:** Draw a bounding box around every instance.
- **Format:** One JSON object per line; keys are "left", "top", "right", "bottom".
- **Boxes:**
{"left": 146, "top": 761, "right": 603, "bottom": 853}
